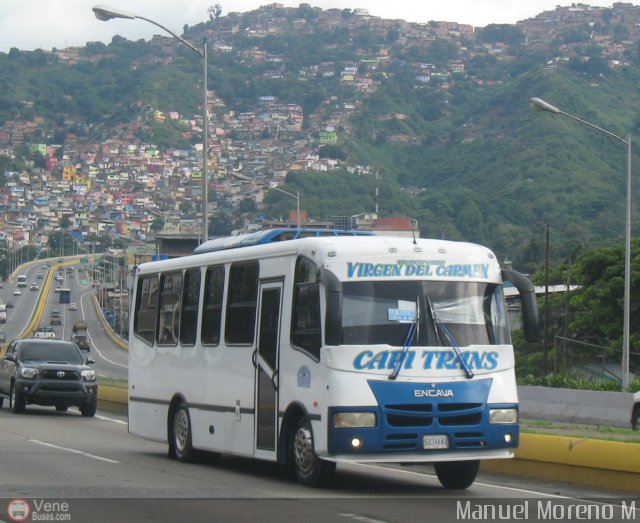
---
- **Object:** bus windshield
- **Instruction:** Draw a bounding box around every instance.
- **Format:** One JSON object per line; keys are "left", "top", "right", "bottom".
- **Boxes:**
{"left": 340, "top": 280, "right": 510, "bottom": 347}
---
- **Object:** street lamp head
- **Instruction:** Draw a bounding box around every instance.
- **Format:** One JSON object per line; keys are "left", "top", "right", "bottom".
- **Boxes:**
{"left": 93, "top": 5, "right": 136, "bottom": 21}
{"left": 530, "top": 97, "right": 560, "bottom": 114}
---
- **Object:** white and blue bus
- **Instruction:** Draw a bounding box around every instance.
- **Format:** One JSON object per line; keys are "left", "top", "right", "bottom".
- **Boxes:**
{"left": 16, "top": 275, "right": 28, "bottom": 288}
{"left": 129, "top": 234, "right": 539, "bottom": 488}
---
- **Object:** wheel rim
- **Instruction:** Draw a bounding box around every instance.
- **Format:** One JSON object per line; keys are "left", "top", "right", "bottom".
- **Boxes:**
{"left": 10, "top": 386, "right": 15, "bottom": 407}
{"left": 293, "top": 424, "right": 315, "bottom": 475}
{"left": 174, "top": 408, "right": 190, "bottom": 453}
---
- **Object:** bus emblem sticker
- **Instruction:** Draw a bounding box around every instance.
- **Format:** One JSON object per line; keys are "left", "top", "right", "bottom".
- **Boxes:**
{"left": 297, "top": 366, "right": 311, "bottom": 388}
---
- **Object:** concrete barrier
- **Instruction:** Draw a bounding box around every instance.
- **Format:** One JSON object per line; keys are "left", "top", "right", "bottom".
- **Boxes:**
{"left": 481, "top": 433, "right": 640, "bottom": 493}
{"left": 98, "top": 386, "right": 127, "bottom": 416}
{"left": 518, "top": 385, "right": 634, "bottom": 428}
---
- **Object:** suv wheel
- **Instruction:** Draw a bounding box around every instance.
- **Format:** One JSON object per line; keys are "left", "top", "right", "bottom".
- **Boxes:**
{"left": 80, "top": 396, "right": 97, "bottom": 417}
{"left": 10, "top": 383, "right": 26, "bottom": 414}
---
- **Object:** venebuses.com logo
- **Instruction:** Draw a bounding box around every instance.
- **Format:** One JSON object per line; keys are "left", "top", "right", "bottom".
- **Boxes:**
{"left": 6, "top": 499, "right": 71, "bottom": 521}
{"left": 6, "top": 499, "right": 30, "bottom": 522}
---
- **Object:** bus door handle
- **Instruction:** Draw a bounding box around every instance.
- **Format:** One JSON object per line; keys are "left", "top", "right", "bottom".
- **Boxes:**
{"left": 252, "top": 349, "right": 257, "bottom": 368}
{"left": 271, "top": 370, "right": 279, "bottom": 392}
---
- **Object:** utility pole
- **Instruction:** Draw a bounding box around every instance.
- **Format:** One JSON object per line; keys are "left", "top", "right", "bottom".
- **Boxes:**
{"left": 544, "top": 223, "right": 550, "bottom": 375}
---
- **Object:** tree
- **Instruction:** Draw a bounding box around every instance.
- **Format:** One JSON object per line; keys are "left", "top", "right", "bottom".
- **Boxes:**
{"left": 60, "top": 215, "right": 72, "bottom": 229}
{"left": 238, "top": 198, "right": 256, "bottom": 213}
{"left": 541, "top": 240, "right": 640, "bottom": 377}
{"left": 480, "top": 24, "right": 525, "bottom": 49}
{"left": 209, "top": 214, "right": 232, "bottom": 236}
{"left": 208, "top": 4, "right": 222, "bottom": 22}
{"left": 180, "top": 201, "right": 194, "bottom": 216}
{"left": 150, "top": 217, "right": 165, "bottom": 232}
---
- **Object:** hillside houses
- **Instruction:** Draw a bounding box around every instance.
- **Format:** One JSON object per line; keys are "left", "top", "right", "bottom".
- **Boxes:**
{"left": 2, "top": 2, "right": 640, "bottom": 252}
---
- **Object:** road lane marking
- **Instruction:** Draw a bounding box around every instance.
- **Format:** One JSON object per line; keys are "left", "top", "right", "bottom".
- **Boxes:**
{"left": 339, "top": 515, "right": 390, "bottom": 523}
{"left": 66, "top": 408, "right": 128, "bottom": 425}
{"left": 95, "top": 413, "right": 128, "bottom": 425}
{"left": 90, "top": 341, "right": 128, "bottom": 368}
{"left": 79, "top": 290, "right": 127, "bottom": 369}
{"left": 29, "top": 439, "right": 120, "bottom": 464}
{"left": 353, "top": 463, "right": 569, "bottom": 498}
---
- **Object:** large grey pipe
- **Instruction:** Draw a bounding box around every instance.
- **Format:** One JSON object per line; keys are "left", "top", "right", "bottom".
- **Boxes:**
{"left": 502, "top": 269, "right": 541, "bottom": 344}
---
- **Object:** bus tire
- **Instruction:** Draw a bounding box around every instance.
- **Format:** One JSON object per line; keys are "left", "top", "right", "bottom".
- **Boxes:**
{"left": 434, "top": 460, "right": 479, "bottom": 490}
{"left": 172, "top": 403, "right": 197, "bottom": 463}
{"left": 632, "top": 405, "right": 640, "bottom": 431}
{"left": 290, "top": 417, "right": 335, "bottom": 487}
{"left": 10, "top": 383, "right": 25, "bottom": 414}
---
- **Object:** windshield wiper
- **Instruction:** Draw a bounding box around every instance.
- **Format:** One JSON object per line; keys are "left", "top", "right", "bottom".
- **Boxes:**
{"left": 389, "top": 297, "right": 419, "bottom": 381}
{"left": 426, "top": 297, "right": 474, "bottom": 380}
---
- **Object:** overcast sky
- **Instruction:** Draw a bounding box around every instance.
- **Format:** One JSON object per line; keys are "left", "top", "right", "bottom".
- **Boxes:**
{"left": 0, "top": 1, "right": 618, "bottom": 53}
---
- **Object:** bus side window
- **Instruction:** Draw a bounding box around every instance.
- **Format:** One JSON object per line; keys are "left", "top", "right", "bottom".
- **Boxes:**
{"left": 157, "top": 271, "right": 183, "bottom": 346}
{"left": 133, "top": 275, "right": 159, "bottom": 346}
{"left": 291, "top": 257, "right": 321, "bottom": 359}
{"left": 180, "top": 269, "right": 201, "bottom": 346}
{"left": 225, "top": 261, "right": 259, "bottom": 345}
{"left": 202, "top": 266, "right": 224, "bottom": 345}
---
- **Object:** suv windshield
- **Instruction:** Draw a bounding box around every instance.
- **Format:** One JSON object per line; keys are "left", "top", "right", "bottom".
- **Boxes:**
{"left": 19, "top": 343, "right": 83, "bottom": 364}
{"left": 340, "top": 280, "right": 510, "bottom": 347}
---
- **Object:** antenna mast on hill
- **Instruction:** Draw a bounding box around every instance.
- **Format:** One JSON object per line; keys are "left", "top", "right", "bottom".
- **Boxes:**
{"left": 375, "top": 168, "right": 380, "bottom": 214}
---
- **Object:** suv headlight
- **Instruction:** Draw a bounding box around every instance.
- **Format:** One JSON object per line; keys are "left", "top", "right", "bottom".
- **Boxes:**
{"left": 81, "top": 369, "right": 96, "bottom": 381}
{"left": 20, "top": 367, "right": 38, "bottom": 379}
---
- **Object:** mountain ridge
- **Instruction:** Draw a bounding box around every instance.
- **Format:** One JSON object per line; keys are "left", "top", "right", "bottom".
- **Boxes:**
{"left": 1, "top": 2, "right": 640, "bottom": 272}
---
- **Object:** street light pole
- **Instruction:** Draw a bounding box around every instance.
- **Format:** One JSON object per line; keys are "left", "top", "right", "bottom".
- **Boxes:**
{"left": 531, "top": 97, "right": 632, "bottom": 387}
{"left": 230, "top": 172, "right": 301, "bottom": 227}
{"left": 93, "top": 4, "right": 209, "bottom": 244}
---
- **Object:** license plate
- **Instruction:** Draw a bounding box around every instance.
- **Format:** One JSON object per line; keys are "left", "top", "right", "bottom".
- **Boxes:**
{"left": 423, "top": 434, "right": 449, "bottom": 449}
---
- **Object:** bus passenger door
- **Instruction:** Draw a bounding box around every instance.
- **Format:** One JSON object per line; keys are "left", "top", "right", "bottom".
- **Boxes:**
{"left": 254, "top": 281, "right": 283, "bottom": 459}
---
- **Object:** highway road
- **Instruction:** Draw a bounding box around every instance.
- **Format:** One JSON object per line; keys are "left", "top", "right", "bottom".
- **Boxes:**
{"left": 0, "top": 406, "right": 635, "bottom": 523}
{"left": 0, "top": 263, "right": 637, "bottom": 522}
{"left": 1, "top": 259, "right": 129, "bottom": 381}
{"left": 0, "top": 262, "right": 44, "bottom": 341}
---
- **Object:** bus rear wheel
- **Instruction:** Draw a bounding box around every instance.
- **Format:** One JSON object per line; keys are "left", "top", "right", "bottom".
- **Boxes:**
{"left": 171, "top": 403, "right": 197, "bottom": 463}
{"left": 434, "top": 460, "right": 479, "bottom": 490}
{"left": 290, "top": 418, "right": 335, "bottom": 487}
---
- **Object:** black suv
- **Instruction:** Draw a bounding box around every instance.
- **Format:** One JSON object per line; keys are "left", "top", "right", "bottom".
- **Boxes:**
{"left": 71, "top": 330, "right": 90, "bottom": 352}
{"left": 0, "top": 339, "right": 97, "bottom": 416}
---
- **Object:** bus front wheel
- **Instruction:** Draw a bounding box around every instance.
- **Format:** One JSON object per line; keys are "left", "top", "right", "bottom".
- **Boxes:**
{"left": 171, "top": 403, "right": 197, "bottom": 463}
{"left": 290, "top": 418, "right": 335, "bottom": 487}
{"left": 434, "top": 460, "right": 479, "bottom": 490}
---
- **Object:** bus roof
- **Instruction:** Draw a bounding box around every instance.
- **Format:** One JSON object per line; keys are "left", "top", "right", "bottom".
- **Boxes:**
{"left": 193, "top": 228, "right": 375, "bottom": 254}
{"left": 139, "top": 235, "right": 500, "bottom": 283}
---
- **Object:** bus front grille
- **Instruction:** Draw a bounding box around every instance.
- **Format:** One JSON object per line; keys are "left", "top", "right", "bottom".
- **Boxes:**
{"left": 381, "top": 402, "right": 487, "bottom": 450}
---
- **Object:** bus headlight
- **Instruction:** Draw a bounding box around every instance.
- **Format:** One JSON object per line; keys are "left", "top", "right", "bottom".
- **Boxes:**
{"left": 490, "top": 408, "right": 518, "bottom": 424}
{"left": 334, "top": 412, "right": 376, "bottom": 428}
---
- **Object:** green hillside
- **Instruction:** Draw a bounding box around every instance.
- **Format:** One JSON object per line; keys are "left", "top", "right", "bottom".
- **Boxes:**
{"left": 2, "top": 4, "right": 640, "bottom": 273}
